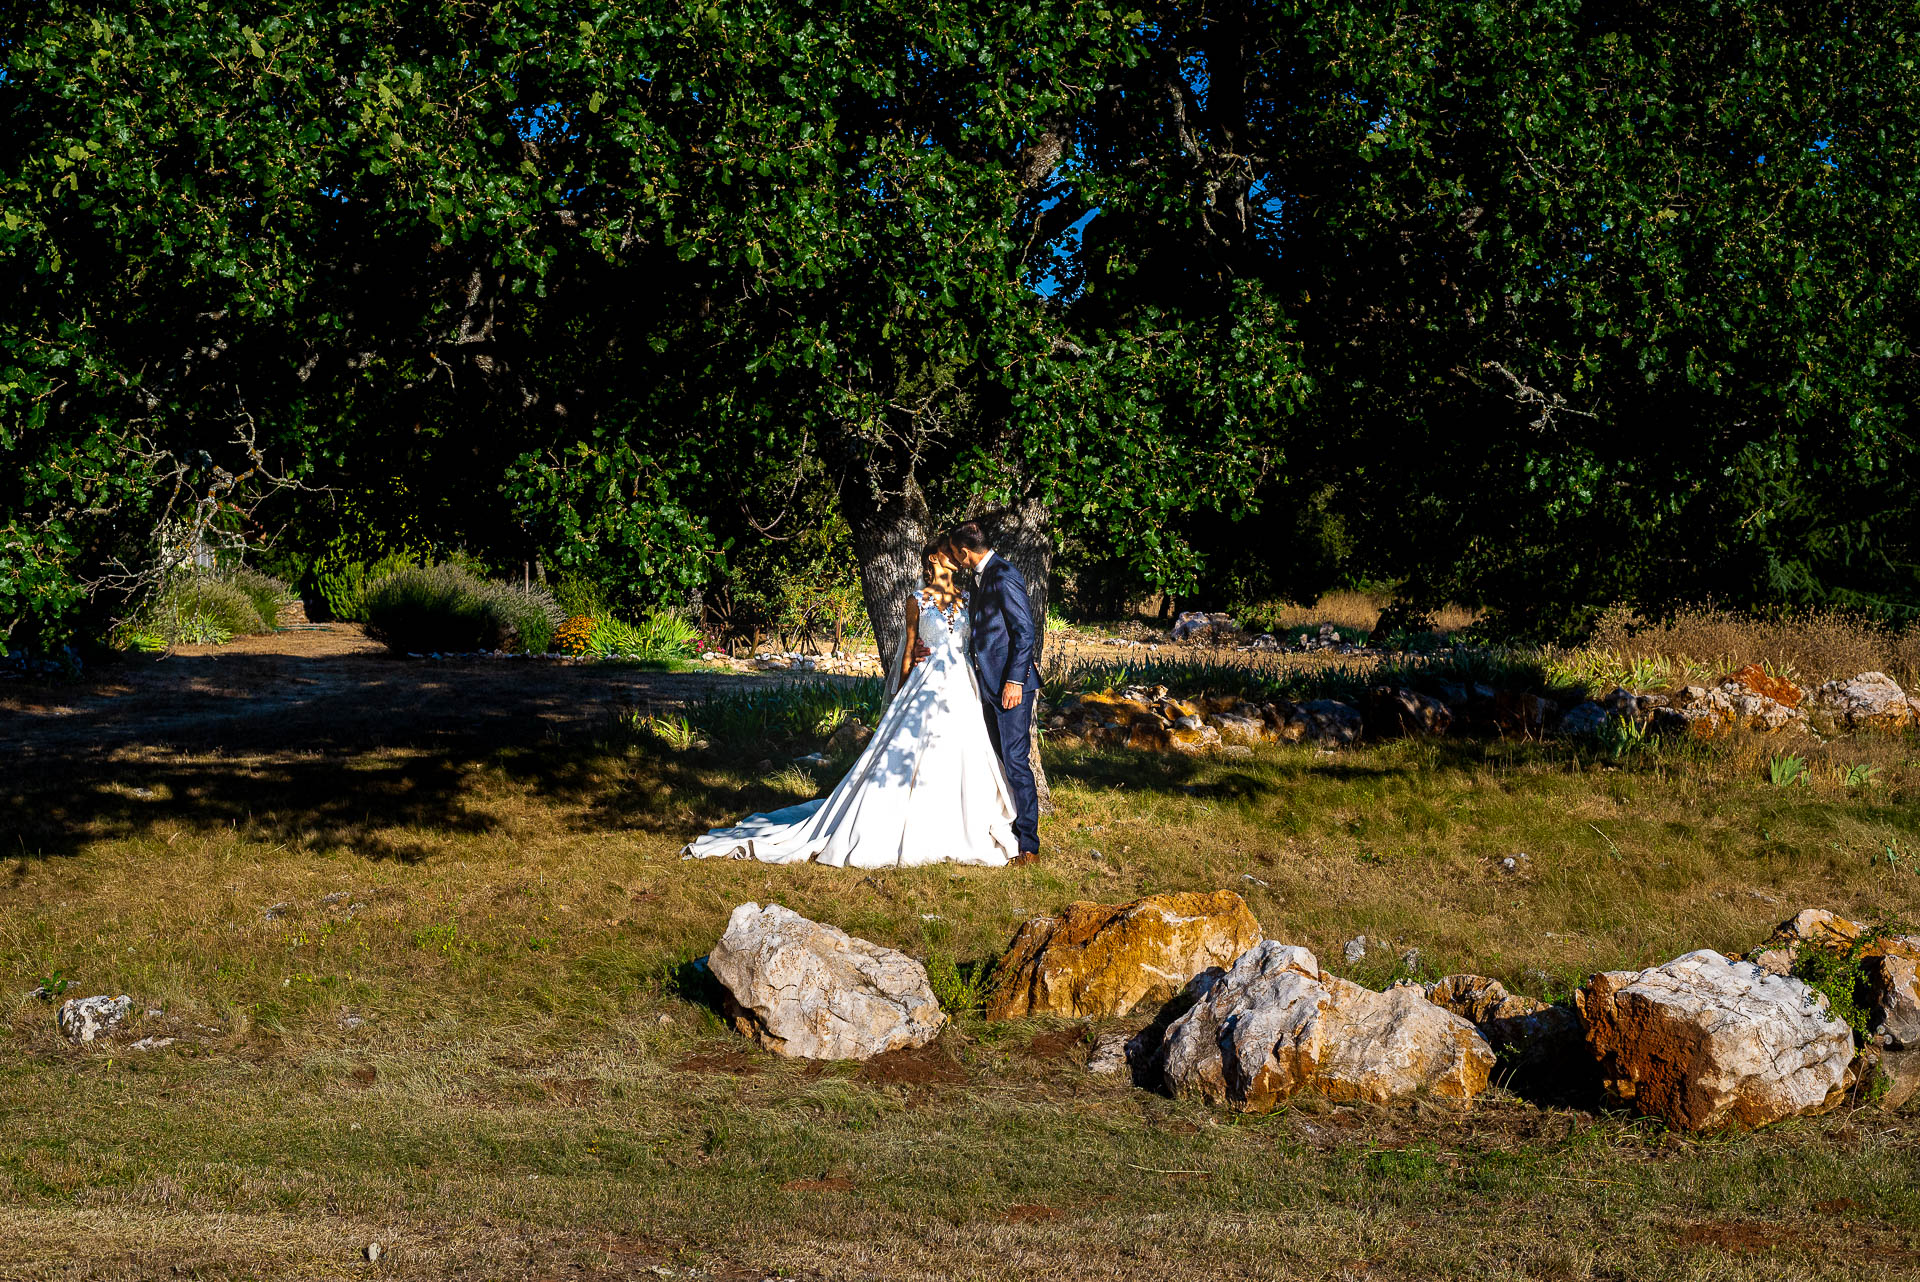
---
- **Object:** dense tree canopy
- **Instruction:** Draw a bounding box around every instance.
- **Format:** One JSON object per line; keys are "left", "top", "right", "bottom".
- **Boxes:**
{"left": 3, "top": 0, "right": 1916, "bottom": 651}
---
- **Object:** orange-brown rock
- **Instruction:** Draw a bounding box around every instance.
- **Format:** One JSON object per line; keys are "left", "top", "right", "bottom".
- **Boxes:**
{"left": 1728, "top": 663, "right": 1803, "bottom": 708}
{"left": 986, "top": 891, "right": 1263, "bottom": 1021}
{"left": 1576, "top": 950, "right": 1852, "bottom": 1131}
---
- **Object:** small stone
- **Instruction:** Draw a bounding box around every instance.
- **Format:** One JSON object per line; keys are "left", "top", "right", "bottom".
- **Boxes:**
{"left": 794, "top": 752, "right": 832, "bottom": 768}
{"left": 1086, "top": 1030, "right": 1133, "bottom": 1076}
{"left": 264, "top": 902, "right": 293, "bottom": 921}
{"left": 128, "top": 1036, "right": 176, "bottom": 1052}
{"left": 1399, "top": 948, "right": 1422, "bottom": 973}
{"left": 57, "top": 994, "right": 132, "bottom": 1044}
{"left": 1089, "top": 849, "right": 1103, "bottom": 861}
{"left": 655, "top": 1013, "right": 675, "bottom": 1026}
{"left": 1343, "top": 936, "right": 1367, "bottom": 964}
{"left": 364, "top": 1242, "right": 382, "bottom": 1263}
{"left": 320, "top": 891, "right": 350, "bottom": 906}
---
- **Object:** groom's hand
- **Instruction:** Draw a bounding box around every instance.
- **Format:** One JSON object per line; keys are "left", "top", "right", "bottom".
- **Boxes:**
{"left": 1000, "top": 682, "right": 1023, "bottom": 711}
{"left": 910, "top": 641, "right": 931, "bottom": 666}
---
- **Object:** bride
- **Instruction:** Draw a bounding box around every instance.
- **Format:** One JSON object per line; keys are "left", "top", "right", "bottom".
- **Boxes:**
{"left": 682, "top": 541, "right": 1020, "bottom": 866}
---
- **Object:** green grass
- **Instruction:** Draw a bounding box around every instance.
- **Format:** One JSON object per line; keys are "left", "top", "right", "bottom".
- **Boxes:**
{"left": 5, "top": 721, "right": 1920, "bottom": 1278}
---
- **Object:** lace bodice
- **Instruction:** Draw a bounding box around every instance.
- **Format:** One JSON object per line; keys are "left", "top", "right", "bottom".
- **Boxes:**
{"left": 916, "top": 587, "right": 969, "bottom": 658}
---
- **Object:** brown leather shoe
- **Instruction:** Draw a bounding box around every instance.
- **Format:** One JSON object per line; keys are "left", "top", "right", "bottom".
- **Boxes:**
{"left": 1009, "top": 851, "right": 1039, "bottom": 866}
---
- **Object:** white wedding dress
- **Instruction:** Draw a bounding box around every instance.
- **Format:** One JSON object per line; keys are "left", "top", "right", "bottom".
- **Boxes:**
{"left": 682, "top": 588, "right": 1019, "bottom": 867}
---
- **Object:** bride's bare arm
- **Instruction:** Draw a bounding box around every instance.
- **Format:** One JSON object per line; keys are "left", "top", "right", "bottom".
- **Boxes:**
{"left": 901, "top": 596, "right": 920, "bottom": 680}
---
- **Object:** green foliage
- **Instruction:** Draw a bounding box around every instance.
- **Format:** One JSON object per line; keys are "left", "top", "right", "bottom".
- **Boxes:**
{"left": 639, "top": 713, "right": 701, "bottom": 752}
{"left": 219, "top": 567, "right": 295, "bottom": 631}
{"left": 1790, "top": 943, "right": 1874, "bottom": 1041}
{"left": 675, "top": 679, "right": 888, "bottom": 753}
{"left": 136, "top": 573, "right": 281, "bottom": 647}
{"left": 361, "top": 564, "right": 562, "bottom": 655}
{"left": 587, "top": 613, "right": 699, "bottom": 661}
{"left": 5, "top": 0, "right": 1920, "bottom": 649}
{"left": 314, "top": 552, "right": 417, "bottom": 624}
{"left": 32, "top": 969, "right": 70, "bottom": 999}
{"left": 924, "top": 950, "right": 990, "bottom": 1018}
{"left": 1843, "top": 764, "right": 1879, "bottom": 790}
{"left": 1597, "top": 714, "right": 1653, "bottom": 762}
{"left": 551, "top": 575, "right": 611, "bottom": 621}
{"left": 409, "top": 921, "right": 462, "bottom": 955}
{"left": 1767, "top": 754, "right": 1810, "bottom": 788}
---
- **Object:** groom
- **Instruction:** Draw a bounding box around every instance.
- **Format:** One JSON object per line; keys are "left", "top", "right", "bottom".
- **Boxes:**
{"left": 944, "top": 521, "right": 1042, "bottom": 863}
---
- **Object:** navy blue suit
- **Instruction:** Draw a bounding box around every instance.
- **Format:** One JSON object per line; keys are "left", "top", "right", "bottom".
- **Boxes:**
{"left": 968, "top": 553, "right": 1041, "bottom": 853}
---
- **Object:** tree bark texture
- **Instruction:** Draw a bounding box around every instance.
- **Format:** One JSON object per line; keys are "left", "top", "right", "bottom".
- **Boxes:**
{"left": 843, "top": 477, "right": 933, "bottom": 674}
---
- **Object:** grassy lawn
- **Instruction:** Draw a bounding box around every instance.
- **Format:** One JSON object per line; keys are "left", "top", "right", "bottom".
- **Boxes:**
{"left": 6, "top": 716, "right": 1920, "bottom": 1279}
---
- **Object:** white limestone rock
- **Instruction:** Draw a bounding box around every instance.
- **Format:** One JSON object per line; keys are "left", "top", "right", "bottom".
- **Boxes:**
{"left": 57, "top": 994, "right": 131, "bottom": 1045}
{"left": 1575, "top": 950, "right": 1852, "bottom": 1131}
{"left": 707, "top": 903, "right": 944, "bottom": 1060}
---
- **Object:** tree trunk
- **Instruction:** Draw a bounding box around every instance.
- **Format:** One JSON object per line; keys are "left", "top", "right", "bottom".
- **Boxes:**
{"left": 843, "top": 477, "right": 933, "bottom": 672}
{"left": 993, "top": 497, "right": 1056, "bottom": 816}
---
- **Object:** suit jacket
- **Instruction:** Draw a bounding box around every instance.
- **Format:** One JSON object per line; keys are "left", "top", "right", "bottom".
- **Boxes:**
{"left": 968, "top": 554, "right": 1040, "bottom": 700}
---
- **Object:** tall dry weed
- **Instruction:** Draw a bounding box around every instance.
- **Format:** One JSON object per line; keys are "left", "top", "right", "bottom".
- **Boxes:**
{"left": 1590, "top": 605, "right": 1901, "bottom": 685}
{"left": 1242, "top": 592, "right": 1479, "bottom": 636}
{"left": 1890, "top": 625, "right": 1920, "bottom": 689}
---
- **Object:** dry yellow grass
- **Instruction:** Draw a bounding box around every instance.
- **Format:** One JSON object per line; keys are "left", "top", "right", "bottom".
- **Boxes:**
{"left": 1244, "top": 590, "right": 1478, "bottom": 635}
{"left": 1592, "top": 605, "right": 1920, "bottom": 687}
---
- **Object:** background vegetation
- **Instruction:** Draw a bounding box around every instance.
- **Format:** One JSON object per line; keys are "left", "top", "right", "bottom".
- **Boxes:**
{"left": 4, "top": 0, "right": 1918, "bottom": 656}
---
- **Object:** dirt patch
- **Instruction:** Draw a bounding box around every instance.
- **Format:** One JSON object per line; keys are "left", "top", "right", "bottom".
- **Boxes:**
{"left": 857, "top": 1042, "right": 967, "bottom": 1087}
{"left": 1675, "top": 1221, "right": 1798, "bottom": 1254}
{"left": 1000, "top": 1204, "right": 1062, "bottom": 1224}
{"left": 347, "top": 1066, "right": 376, "bottom": 1088}
{"left": 539, "top": 1078, "right": 600, "bottom": 1105}
{"left": 1024, "top": 1026, "right": 1089, "bottom": 1059}
{"left": 0, "top": 626, "right": 800, "bottom": 759}
{"left": 675, "top": 1050, "right": 763, "bottom": 1076}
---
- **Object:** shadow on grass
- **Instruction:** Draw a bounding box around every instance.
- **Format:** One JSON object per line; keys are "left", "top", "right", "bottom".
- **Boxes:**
{"left": 1041, "top": 736, "right": 1587, "bottom": 802}
{"left": 2, "top": 735, "right": 814, "bottom": 863}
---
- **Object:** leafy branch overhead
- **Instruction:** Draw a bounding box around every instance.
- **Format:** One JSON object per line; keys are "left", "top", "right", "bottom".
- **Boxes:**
{"left": 3, "top": 1, "right": 1917, "bottom": 647}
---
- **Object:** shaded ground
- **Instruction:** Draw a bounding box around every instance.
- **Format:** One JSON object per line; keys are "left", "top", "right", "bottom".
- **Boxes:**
{"left": 0, "top": 625, "right": 769, "bottom": 759}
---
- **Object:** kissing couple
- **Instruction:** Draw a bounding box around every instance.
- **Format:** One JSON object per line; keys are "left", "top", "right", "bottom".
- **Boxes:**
{"left": 684, "top": 520, "right": 1041, "bottom": 868}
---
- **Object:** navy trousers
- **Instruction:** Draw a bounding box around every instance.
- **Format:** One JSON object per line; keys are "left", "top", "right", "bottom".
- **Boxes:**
{"left": 983, "top": 687, "right": 1040, "bottom": 854}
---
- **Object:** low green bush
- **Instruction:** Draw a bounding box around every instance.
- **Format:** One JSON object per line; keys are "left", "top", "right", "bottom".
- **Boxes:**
{"left": 137, "top": 572, "right": 281, "bottom": 646}
{"left": 477, "top": 577, "right": 563, "bottom": 655}
{"left": 573, "top": 611, "right": 701, "bottom": 661}
{"left": 313, "top": 551, "right": 416, "bottom": 622}
{"left": 362, "top": 563, "right": 563, "bottom": 655}
{"left": 220, "top": 566, "right": 297, "bottom": 630}
{"left": 552, "top": 574, "right": 611, "bottom": 619}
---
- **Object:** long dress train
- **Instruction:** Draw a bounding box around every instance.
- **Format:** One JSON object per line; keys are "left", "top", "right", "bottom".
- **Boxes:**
{"left": 682, "top": 588, "right": 1018, "bottom": 867}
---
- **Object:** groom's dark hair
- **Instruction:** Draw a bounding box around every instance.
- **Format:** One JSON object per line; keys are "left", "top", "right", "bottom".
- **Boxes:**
{"left": 947, "top": 520, "right": 988, "bottom": 553}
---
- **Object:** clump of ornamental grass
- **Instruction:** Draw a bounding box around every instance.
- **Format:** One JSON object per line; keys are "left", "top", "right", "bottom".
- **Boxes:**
{"left": 362, "top": 563, "right": 562, "bottom": 655}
